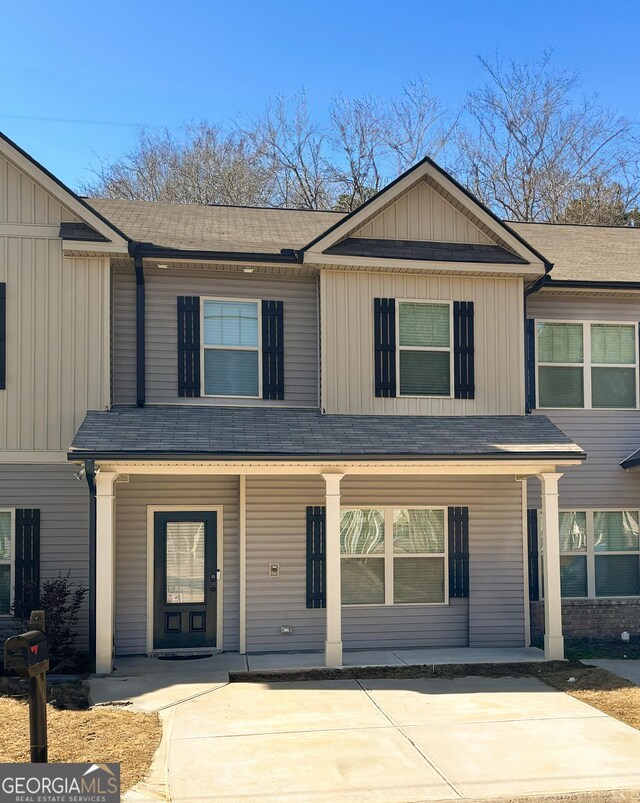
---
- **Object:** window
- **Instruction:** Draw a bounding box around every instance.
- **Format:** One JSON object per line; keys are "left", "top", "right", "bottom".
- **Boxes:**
{"left": 537, "top": 321, "right": 638, "bottom": 409}
{"left": 398, "top": 302, "right": 451, "bottom": 397}
{"left": 0, "top": 511, "right": 13, "bottom": 616}
{"left": 541, "top": 510, "right": 640, "bottom": 598}
{"left": 202, "top": 299, "right": 260, "bottom": 397}
{"left": 340, "top": 507, "right": 447, "bottom": 605}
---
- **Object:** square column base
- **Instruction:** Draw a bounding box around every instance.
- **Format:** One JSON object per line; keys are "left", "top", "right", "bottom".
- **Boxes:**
{"left": 544, "top": 634, "right": 565, "bottom": 660}
{"left": 325, "top": 640, "right": 343, "bottom": 668}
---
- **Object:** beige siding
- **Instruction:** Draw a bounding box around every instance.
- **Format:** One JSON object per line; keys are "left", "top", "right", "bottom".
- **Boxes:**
{"left": 353, "top": 179, "right": 495, "bottom": 244}
{"left": 0, "top": 464, "right": 89, "bottom": 645}
{"left": 114, "top": 475, "right": 239, "bottom": 655}
{"left": 0, "top": 242, "right": 110, "bottom": 452}
{"left": 245, "top": 474, "right": 525, "bottom": 652}
{"left": 322, "top": 270, "right": 525, "bottom": 415}
{"left": 0, "top": 155, "right": 76, "bottom": 225}
{"left": 112, "top": 265, "right": 319, "bottom": 407}
{"left": 526, "top": 291, "right": 640, "bottom": 510}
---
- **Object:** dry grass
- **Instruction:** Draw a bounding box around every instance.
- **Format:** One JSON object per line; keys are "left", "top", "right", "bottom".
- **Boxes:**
{"left": 0, "top": 698, "right": 161, "bottom": 792}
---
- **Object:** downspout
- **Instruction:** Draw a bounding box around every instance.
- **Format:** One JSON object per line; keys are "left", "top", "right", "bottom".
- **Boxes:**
{"left": 84, "top": 458, "right": 97, "bottom": 671}
{"left": 129, "top": 243, "right": 145, "bottom": 407}
{"left": 523, "top": 273, "right": 550, "bottom": 414}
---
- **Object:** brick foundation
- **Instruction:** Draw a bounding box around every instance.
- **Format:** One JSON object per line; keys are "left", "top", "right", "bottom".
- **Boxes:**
{"left": 530, "top": 599, "right": 640, "bottom": 643}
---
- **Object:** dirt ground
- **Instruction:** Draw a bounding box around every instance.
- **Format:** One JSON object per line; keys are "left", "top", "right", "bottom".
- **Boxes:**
{"left": 0, "top": 691, "right": 161, "bottom": 792}
{"left": 231, "top": 660, "right": 640, "bottom": 732}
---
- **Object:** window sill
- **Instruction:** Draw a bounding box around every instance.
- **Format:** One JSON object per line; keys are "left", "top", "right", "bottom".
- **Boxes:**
{"left": 200, "top": 393, "right": 262, "bottom": 400}
{"left": 341, "top": 601, "right": 450, "bottom": 608}
{"left": 397, "top": 395, "right": 454, "bottom": 400}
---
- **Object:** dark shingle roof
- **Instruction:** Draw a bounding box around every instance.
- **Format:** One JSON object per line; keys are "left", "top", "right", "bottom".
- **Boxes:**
{"left": 509, "top": 222, "right": 640, "bottom": 282}
{"left": 86, "top": 198, "right": 343, "bottom": 254}
{"left": 59, "top": 221, "right": 108, "bottom": 242}
{"left": 620, "top": 448, "right": 640, "bottom": 470}
{"left": 69, "top": 406, "right": 584, "bottom": 461}
{"left": 325, "top": 237, "right": 528, "bottom": 264}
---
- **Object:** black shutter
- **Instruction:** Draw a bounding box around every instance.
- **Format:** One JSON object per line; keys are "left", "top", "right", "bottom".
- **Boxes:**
{"left": 177, "top": 297, "right": 201, "bottom": 397}
{"left": 448, "top": 506, "right": 469, "bottom": 598}
{"left": 306, "top": 506, "right": 326, "bottom": 609}
{"left": 374, "top": 298, "right": 396, "bottom": 397}
{"left": 0, "top": 282, "right": 5, "bottom": 390}
{"left": 262, "top": 300, "right": 284, "bottom": 400}
{"left": 527, "top": 508, "right": 540, "bottom": 602}
{"left": 14, "top": 509, "right": 40, "bottom": 618}
{"left": 453, "top": 301, "right": 475, "bottom": 399}
{"left": 525, "top": 318, "right": 536, "bottom": 413}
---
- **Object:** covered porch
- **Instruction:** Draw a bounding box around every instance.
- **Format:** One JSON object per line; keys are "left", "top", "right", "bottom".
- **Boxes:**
{"left": 68, "top": 406, "right": 585, "bottom": 674}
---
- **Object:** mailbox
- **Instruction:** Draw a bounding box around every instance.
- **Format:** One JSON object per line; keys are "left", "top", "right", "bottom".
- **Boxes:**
{"left": 4, "top": 630, "right": 49, "bottom": 677}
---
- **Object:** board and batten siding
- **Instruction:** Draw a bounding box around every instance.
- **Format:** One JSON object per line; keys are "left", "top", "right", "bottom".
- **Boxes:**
{"left": 352, "top": 179, "right": 496, "bottom": 244}
{"left": 321, "top": 270, "right": 525, "bottom": 415}
{"left": 0, "top": 154, "right": 76, "bottom": 226}
{"left": 0, "top": 239, "right": 110, "bottom": 452}
{"left": 0, "top": 463, "right": 89, "bottom": 645}
{"left": 526, "top": 291, "right": 640, "bottom": 510}
{"left": 112, "top": 265, "right": 319, "bottom": 407}
{"left": 113, "top": 475, "right": 239, "bottom": 655}
{"left": 245, "top": 474, "right": 525, "bottom": 652}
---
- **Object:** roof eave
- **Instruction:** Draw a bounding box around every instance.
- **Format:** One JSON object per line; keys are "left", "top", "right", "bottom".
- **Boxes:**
{"left": 129, "top": 241, "right": 302, "bottom": 264}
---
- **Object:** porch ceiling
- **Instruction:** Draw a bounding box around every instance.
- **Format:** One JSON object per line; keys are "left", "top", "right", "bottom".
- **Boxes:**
{"left": 68, "top": 406, "right": 585, "bottom": 470}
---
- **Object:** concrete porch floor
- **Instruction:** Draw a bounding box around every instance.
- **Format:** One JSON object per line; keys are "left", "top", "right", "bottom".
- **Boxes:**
{"left": 90, "top": 646, "right": 545, "bottom": 712}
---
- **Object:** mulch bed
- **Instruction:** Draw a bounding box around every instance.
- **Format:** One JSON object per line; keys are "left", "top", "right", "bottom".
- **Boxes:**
{"left": 230, "top": 660, "right": 640, "bottom": 731}
{"left": 0, "top": 679, "right": 161, "bottom": 792}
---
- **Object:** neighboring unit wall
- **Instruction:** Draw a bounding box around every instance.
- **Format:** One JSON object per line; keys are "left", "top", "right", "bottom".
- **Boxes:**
{"left": 0, "top": 463, "right": 89, "bottom": 644}
{"left": 113, "top": 475, "right": 239, "bottom": 655}
{"left": 321, "top": 270, "right": 525, "bottom": 415}
{"left": 245, "top": 474, "right": 525, "bottom": 652}
{"left": 112, "top": 265, "right": 319, "bottom": 408}
{"left": 0, "top": 243, "right": 110, "bottom": 453}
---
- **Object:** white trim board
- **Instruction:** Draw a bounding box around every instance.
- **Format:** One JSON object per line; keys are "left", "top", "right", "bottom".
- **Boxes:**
{"left": 145, "top": 505, "right": 224, "bottom": 654}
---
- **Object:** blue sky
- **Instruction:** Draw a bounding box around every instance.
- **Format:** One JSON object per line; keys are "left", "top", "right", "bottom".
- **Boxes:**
{"left": 1, "top": 0, "right": 638, "bottom": 190}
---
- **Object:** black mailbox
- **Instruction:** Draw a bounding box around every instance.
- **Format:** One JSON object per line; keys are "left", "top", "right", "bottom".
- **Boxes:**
{"left": 4, "top": 630, "right": 49, "bottom": 677}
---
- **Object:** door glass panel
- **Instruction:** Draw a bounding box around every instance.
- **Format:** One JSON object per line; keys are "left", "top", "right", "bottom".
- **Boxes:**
{"left": 165, "top": 521, "right": 205, "bottom": 604}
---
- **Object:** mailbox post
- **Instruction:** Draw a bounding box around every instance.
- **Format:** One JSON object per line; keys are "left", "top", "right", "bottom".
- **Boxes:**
{"left": 3, "top": 610, "right": 49, "bottom": 763}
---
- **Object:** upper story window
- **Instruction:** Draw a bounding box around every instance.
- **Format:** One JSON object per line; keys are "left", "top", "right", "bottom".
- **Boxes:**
{"left": 0, "top": 510, "right": 13, "bottom": 616}
{"left": 202, "top": 299, "right": 261, "bottom": 398}
{"left": 398, "top": 302, "right": 452, "bottom": 397}
{"left": 537, "top": 321, "right": 638, "bottom": 409}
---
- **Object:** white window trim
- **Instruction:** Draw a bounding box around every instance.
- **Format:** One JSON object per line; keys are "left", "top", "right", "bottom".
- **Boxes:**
{"left": 396, "top": 299, "right": 454, "bottom": 399}
{"left": 0, "top": 508, "right": 15, "bottom": 618}
{"left": 539, "top": 508, "right": 640, "bottom": 600}
{"left": 200, "top": 296, "right": 263, "bottom": 399}
{"left": 535, "top": 319, "right": 640, "bottom": 411}
{"left": 340, "top": 506, "right": 449, "bottom": 607}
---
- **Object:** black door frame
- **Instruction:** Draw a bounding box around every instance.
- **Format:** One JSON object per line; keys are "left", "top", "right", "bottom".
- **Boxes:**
{"left": 148, "top": 506, "right": 222, "bottom": 652}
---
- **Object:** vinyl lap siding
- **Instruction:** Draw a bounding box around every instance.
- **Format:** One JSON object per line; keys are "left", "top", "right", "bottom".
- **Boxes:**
{"left": 245, "top": 475, "right": 525, "bottom": 652}
{"left": 0, "top": 464, "right": 89, "bottom": 645}
{"left": 114, "top": 475, "right": 239, "bottom": 655}
{"left": 112, "top": 265, "right": 319, "bottom": 407}
{"left": 322, "top": 270, "right": 524, "bottom": 415}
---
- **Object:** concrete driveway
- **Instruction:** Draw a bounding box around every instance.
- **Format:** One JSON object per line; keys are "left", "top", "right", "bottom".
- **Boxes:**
{"left": 163, "top": 676, "right": 640, "bottom": 802}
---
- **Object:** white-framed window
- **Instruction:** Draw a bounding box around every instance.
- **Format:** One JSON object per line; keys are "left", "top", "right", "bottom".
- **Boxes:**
{"left": 201, "top": 298, "right": 261, "bottom": 398}
{"left": 397, "top": 301, "right": 453, "bottom": 397}
{"left": 540, "top": 509, "right": 640, "bottom": 598}
{"left": 0, "top": 509, "right": 14, "bottom": 617}
{"left": 340, "top": 507, "right": 448, "bottom": 605}
{"left": 536, "top": 320, "right": 639, "bottom": 409}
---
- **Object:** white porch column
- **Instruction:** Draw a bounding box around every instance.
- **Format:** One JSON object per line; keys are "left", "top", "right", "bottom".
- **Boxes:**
{"left": 95, "top": 471, "right": 118, "bottom": 674}
{"left": 322, "top": 472, "right": 344, "bottom": 667}
{"left": 539, "top": 472, "right": 564, "bottom": 660}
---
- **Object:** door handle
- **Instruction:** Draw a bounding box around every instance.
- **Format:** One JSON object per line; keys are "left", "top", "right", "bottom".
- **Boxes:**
{"left": 210, "top": 569, "right": 221, "bottom": 581}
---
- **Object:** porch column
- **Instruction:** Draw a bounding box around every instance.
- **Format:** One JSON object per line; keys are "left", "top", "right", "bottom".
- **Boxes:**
{"left": 539, "top": 472, "right": 564, "bottom": 660}
{"left": 95, "top": 471, "right": 118, "bottom": 674}
{"left": 322, "top": 472, "right": 344, "bottom": 667}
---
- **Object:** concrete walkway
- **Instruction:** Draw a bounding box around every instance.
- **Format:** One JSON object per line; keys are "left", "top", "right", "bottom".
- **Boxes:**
{"left": 585, "top": 659, "right": 640, "bottom": 686}
{"left": 88, "top": 652, "right": 640, "bottom": 802}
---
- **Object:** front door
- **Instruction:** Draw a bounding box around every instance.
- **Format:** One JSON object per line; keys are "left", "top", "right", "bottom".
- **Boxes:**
{"left": 153, "top": 511, "right": 218, "bottom": 649}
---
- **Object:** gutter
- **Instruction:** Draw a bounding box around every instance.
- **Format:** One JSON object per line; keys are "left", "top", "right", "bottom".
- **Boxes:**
{"left": 129, "top": 243, "right": 146, "bottom": 407}
{"left": 84, "top": 459, "right": 97, "bottom": 672}
{"left": 132, "top": 242, "right": 302, "bottom": 264}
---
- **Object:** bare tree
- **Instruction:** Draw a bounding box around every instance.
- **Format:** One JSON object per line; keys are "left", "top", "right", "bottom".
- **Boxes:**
{"left": 250, "top": 93, "right": 333, "bottom": 209}
{"left": 456, "top": 53, "right": 640, "bottom": 223}
{"left": 82, "top": 123, "right": 273, "bottom": 206}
